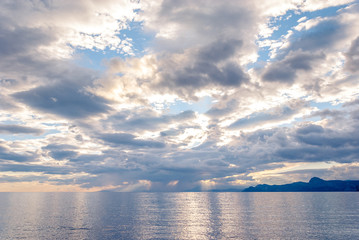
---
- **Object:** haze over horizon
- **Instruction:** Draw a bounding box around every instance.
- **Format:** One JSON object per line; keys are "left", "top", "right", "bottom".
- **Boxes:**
{"left": 1, "top": 0, "right": 359, "bottom": 192}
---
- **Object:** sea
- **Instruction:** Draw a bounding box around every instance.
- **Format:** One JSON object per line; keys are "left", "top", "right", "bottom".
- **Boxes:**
{"left": 0, "top": 192, "right": 358, "bottom": 239}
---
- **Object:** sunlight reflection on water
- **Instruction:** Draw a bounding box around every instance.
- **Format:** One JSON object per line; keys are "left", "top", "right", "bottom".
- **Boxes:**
{"left": 0, "top": 192, "right": 358, "bottom": 239}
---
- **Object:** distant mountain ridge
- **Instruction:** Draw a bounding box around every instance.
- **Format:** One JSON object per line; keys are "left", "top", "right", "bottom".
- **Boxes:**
{"left": 242, "top": 177, "right": 359, "bottom": 192}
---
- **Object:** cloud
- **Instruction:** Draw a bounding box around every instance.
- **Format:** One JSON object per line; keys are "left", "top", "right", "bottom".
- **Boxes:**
{"left": 197, "top": 39, "right": 243, "bottom": 63}
{"left": 142, "top": 0, "right": 258, "bottom": 52}
{"left": 229, "top": 100, "right": 308, "bottom": 129}
{"left": 136, "top": 1, "right": 259, "bottom": 98}
{"left": 299, "top": 0, "right": 356, "bottom": 12}
{"left": 295, "top": 124, "right": 359, "bottom": 148}
{"left": 159, "top": 52, "right": 249, "bottom": 89}
{"left": 108, "top": 110, "right": 196, "bottom": 132}
{"left": 0, "top": 94, "right": 18, "bottom": 110}
{"left": 0, "top": 163, "right": 72, "bottom": 174}
{"left": 150, "top": 42, "right": 248, "bottom": 100}
{"left": 271, "top": 119, "right": 359, "bottom": 163}
{"left": 49, "top": 150, "right": 78, "bottom": 160}
{"left": 0, "top": 145, "right": 31, "bottom": 162}
{"left": 345, "top": 36, "right": 359, "bottom": 72}
{"left": 296, "top": 124, "right": 324, "bottom": 135}
{"left": 13, "top": 81, "right": 111, "bottom": 119}
{"left": 42, "top": 144, "right": 78, "bottom": 160}
{"left": 0, "top": 0, "right": 140, "bottom": 58}
{"left": 1, "top": 0, "right": 359, "bottom": 191}
{"left": 0, "top": 23, "right": 56, "bottom": 58}
{"left": 0, "top": 124, "right": 44, "bottom": 135}
{"left": 98, "top": 133, "right": 166, "bottom": 149}
{"left": 262, "top": 51, "right": 325, "bottom": 84}
{"left": 290, "top": 19, "right": 345, "bottom": 52}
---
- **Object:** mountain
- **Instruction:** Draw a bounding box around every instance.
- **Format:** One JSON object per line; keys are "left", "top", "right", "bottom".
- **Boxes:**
{"left": 242, "top": 177, "right": 359, "bottom": 192}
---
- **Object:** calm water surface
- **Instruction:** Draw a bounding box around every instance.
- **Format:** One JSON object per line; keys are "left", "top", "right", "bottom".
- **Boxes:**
{"left": 0, "top": 192, "right": 358, "bottom": 239}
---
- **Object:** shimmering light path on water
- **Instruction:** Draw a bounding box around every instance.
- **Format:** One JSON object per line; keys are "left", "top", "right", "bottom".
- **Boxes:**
{"left": 0, "top": 192, "right": 358, "bottom": 239}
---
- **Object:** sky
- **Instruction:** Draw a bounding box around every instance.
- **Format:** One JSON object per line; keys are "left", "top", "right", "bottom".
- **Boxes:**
{"left": 0, "top": 0, "right": 359, "bottom": 192}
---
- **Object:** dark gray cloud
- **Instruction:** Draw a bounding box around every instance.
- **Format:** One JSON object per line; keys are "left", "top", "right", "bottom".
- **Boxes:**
{"left": 0, "top": 23, "right": 56, "bottom": 58}
{"left": 0, "top": 152, "right": 29, "bottom": 162}
{"left": 289, "top": 19, "right": 345, "bottom": 52}
{"left": 42, "top": 144, "right": 78, "bottom": 151}
{"left": 158, "top": 39, "right": 249, "bottom": 94}
{"left": 0, "top": 124, "right": 44, "bottom": 135}
{"left": 295, "top": 124, "right": 359, "bottom": 148}
{"left": 345, "top": 36, "right": 359, "bottom": 72}
{"left": 296, "top": 124, "right": 324, "bottom": 135}
{"left": 0, "top": 145, "right": 31, "bottom": 162}
{"left": 275, "top": 145, "right": 359, "bottom": 163}
{"left": 311, "top": 109, "right": 343, "bottom": 118}
{"left": 0, "top": 17, "right": 63, "bottom": 80}
{"left": 0, "top": 163, "right": 73, "bottom": 174}
{"left": 98, "top": 133, "right": 166, "bottom": 148}
{"left": 262, "top": 51, "right": 325, "bottom": 83}
{"left": 108, "top": 110, "right": 195, "bottom": 132}
{"left": 343, "top": 98, "right": 359, "bottom": 107}
{"left": 68, "top": 154, "right": 104, "bottom": 163}
{"left": 49, "top": 150, "right": 77, "bottom": 160}
{"left": 13, "top": 81, "right": 111, "bottom": 119}
{"left": 198, "top": 39, "right": 243, "bottom": 64}
{"left": 170, "top": 61, "right": 246, "bottom": 87}
{"left": 160, "top": 129, "right": 182, "bottom": 137}
{"left": 42, "top": 144, "right": 79, "bottom": 160}
{"left": 261, "top": 121, "right": 359, "bottom": 163}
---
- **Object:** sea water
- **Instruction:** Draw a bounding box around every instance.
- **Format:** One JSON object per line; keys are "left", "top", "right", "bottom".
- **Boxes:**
{"left": 0, "top": 192, "right": 358, "bottom": 239}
